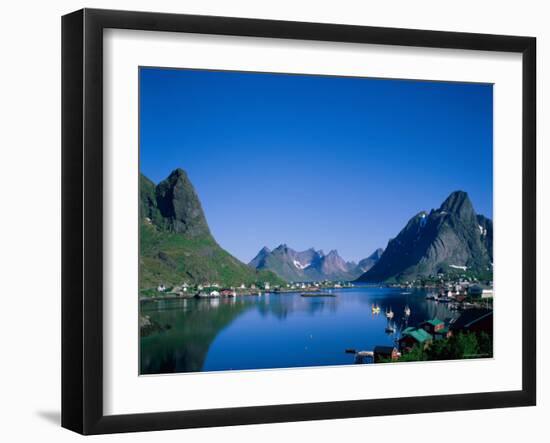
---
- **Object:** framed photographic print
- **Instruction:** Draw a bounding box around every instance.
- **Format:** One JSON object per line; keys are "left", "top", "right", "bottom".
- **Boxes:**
{"left": 61, "top": 8, "right": 536, "bottom": 435}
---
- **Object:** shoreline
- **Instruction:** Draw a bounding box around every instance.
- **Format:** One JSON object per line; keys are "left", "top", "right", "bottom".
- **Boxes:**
{"left": 139, "top": 286, "right": 356, "bottom": 302}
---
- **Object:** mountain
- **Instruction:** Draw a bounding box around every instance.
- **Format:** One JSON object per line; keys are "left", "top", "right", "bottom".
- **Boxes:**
{"left": 248, "top": 246, "right": 272, "bottom": 269}
{"left": 139, "top": 169, "right": 284, "bottom": 290}
{"left": 356, "top": 248, "right": 384, "bottom": 273}
{"left": 356, "top": 191, "right": 493, "bottom": 283}
{"left": 248, "top": 245, "right": 383, "bottom": 282}
{"left": 476, "top": 214, "right": 493, "bottom": 261}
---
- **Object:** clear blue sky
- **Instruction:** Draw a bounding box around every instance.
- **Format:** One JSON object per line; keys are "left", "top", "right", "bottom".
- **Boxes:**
{"left": 140, "top": 67, "right": 493, "bottom": 263}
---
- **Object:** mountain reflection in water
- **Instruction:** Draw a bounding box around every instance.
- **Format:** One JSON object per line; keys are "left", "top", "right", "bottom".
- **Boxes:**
{"left": 140, "top": 286, "right": 459, "bottom": 374}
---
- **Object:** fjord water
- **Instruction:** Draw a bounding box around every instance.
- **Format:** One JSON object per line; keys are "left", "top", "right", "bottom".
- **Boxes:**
{"left": 140, "top": 286, "right": 458, "bottom": 374}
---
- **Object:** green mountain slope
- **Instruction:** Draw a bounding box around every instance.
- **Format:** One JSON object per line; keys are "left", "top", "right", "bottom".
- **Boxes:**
{"left": 139, "top": 169, "right": 284, "bottom": 290}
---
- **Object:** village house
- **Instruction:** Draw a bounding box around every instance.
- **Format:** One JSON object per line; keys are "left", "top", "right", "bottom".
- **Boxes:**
{"left": 420, "top": 319, "right": 444, "bottom": 334}
{"left": 420, "top": 319, "right": 452, "bottom": 339}
{"left": 373, "top": 346, "right": 400, "bottom": 363}
{"left": 399, "top": 327, "right": 433, "bottom": 352}
{"left": 157, "top": 284, "right": 166, "bottom": 292}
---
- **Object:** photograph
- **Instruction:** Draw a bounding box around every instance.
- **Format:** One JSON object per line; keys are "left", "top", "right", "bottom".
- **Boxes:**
{"left": 138, "top": 67, "right": 494, "bottom": 375}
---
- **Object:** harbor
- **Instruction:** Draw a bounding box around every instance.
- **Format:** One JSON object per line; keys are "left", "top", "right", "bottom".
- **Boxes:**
{"left": 140, "top": 284, "right": 491, "bottom": 374}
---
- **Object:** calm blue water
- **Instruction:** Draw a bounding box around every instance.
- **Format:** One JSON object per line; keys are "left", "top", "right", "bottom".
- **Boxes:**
{"left": 140, "top": 285, "right": 458, "bottom": 374}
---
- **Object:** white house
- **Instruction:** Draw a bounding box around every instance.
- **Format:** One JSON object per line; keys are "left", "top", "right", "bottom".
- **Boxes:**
{"left": 157, "top": 284, "right": 166, "bottom": 292}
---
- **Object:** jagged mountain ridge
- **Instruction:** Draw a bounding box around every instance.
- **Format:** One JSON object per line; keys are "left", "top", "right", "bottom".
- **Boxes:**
{"left": 356, "top": 191, "right": 493, "bottom": 283}
{"left": 248, "top": 244, "right": 383, "bottom": 282}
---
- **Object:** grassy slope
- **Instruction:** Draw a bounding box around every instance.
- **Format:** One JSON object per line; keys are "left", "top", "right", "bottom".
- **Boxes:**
{"left": 140, "top": 223, "right": 285, "bottom": 290}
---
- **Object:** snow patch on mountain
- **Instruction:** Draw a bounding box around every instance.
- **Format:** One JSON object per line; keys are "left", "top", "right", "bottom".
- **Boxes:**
{"left": 293, "top": 260, "right": 310, "bottom": 270}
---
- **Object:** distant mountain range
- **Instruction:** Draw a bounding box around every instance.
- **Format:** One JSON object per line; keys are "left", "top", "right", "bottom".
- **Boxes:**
{"left": 248, "top": 245, "right": 383, "bottom": 282}
{"left": 140, "top": 168, "right": 492, "bottom": 287}
{"left": 139, "top": 169, "right": 284, "bottom": 289}
{"left": 356, "top": 191, "right": 493, "bottom": 283}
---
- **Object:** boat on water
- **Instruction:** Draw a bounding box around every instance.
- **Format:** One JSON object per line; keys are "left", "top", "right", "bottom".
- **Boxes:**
{"left": 404, "top": 305, "right": 411, "bottom": 317}
{"left": 371, "top": 304, "right": 381, "bottom": 314}
{"left": 426, "top": 293, "right": 437, "bottom": 300}
{"left": 386, "top": 307, "right": 394, "bottom": 319}
{"left": 385, "top": 322, "right": 396, "bottom": 333}
{"left": 400, "top": 292, "right": 412, "bottom": 295}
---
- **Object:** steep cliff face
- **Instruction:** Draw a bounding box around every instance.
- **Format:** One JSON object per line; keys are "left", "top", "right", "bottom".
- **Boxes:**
{"left": 357, "top": 191, "right": 493, "bottom": 283}
{"left": 154, "top": 168, "right": 211, "bottom": 237}
{"left": 139, "top": 169, "right": 284, "bottom": 289}
{"left": 477, "top": 214, "right": 493, "bottom": 262}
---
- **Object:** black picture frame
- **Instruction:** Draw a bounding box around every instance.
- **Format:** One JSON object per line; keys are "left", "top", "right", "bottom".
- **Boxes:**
{"left": 62, "top": 8, "right": 536, "bottom": 435}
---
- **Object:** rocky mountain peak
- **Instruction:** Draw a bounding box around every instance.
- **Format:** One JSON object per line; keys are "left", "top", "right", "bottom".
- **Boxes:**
{"left": 368, "top": 248, "right": 384, "bottom": 261}
{"left": 139, "top": 169, "right": 284, "bottom": 288}
{"left": 439, "top": 190, "right": 475, "bottom": 219}
{"left": 154, "top": 168, "right": 211, "bottom": 237}
{"left": 356, "top": 247, "right": 385, "bottom": 273}
{"left": 249, "top": 246, "right": 273, "bottom": 269}
{"left": 273, "top": 244, "right": 294, "bottom": 256}
{"left": 357, "top": 190, "right": 492, "bottom": 283}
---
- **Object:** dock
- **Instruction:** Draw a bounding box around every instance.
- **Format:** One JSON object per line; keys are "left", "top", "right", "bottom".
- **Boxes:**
{"left": 301, "top": 292, "right": 336, "bottom": 297}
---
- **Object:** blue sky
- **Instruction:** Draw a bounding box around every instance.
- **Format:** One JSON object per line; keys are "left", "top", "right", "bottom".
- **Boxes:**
{"left": 140, "top": 67, "right": 493, "bottom": 263}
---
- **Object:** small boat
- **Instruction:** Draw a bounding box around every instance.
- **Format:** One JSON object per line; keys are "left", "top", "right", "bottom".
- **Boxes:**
{"left": 426, "top": 293, "right": 437, "bottom": 300}
{"left": 385, "top": 323, "right": 396, "bottom": 334}
{"left": 371, "top": 304, "right": 381, "bottom": 314}
{"left": 386, "top": 307, "right": 394, "bottom": 319}
{"left": 400, "top": 292, "right": 412, "bottom": 295}
{"left": 404, "top": 305, "right": 411, "bottom": 317}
